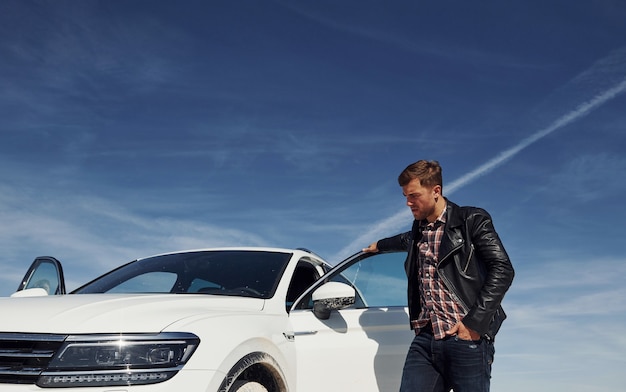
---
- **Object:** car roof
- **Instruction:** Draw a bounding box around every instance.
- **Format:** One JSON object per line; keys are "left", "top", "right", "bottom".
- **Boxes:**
{"left": 136, "top": 247, "right": 329, "bottom": 265}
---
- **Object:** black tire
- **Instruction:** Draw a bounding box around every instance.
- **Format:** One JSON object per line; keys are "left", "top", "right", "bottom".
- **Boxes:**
{"left": 230, "top": 381, "right": 268, "bottom": 392}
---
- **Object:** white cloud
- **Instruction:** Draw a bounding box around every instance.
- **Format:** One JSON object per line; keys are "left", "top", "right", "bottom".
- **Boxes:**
{"left": 492, "top": 254, "right": 626, "bottom": 391}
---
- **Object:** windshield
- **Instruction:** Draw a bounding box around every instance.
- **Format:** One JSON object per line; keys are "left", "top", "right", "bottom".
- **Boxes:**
{"left": 73, "top": 250, "right": 292, "bottom": 299}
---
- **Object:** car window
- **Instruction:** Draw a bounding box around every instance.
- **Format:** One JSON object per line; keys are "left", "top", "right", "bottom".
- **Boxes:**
{"left": 23, "top": 260, "right": 62, "bottom": 295}
{"left": 188, "top": 278, "right": 223, "bottom": 293}
{"left": 73, "top": 250, "right": 292, "bottom": 299}
{"left": 107, "top": 271, "right": 177, "bottom": 293}
{"left": 339, "top": 252, "right": 407, "bottom": 307}
{"left": 286, "top": 260, "right": 322, "bottom": 309}
{"left": 294, "top": 251, "right": 407, "bottom": 310}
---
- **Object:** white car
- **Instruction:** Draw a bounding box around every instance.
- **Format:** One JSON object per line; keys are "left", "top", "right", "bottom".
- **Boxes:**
{"left": 0, "top": 247, "right": 413, "bottom": 391}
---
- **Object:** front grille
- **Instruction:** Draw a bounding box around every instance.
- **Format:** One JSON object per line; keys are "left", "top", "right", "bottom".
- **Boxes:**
{"left": 0, "top": 333, "right": 66, "bottom": 384}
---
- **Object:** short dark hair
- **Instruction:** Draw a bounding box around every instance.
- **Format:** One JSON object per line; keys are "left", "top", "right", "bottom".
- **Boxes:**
{"left": 398, "top": 160, "right": 443, "bottom": 188}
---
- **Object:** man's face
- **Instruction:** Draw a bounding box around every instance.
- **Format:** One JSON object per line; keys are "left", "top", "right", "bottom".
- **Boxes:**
{"left": 402, "top": 178, "right": 441, "bottom": 222}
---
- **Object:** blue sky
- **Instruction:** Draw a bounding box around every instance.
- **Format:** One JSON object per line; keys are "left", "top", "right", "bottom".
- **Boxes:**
{"left": 1, "top": 1, "right": 625, "bottom": 390}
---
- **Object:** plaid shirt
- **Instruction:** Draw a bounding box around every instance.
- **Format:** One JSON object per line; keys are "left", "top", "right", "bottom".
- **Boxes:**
{"left": 411, "top": 204, "right": 467, "bottom": 339}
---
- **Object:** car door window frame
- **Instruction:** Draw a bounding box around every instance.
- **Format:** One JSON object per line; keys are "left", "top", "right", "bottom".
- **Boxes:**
{"left": 290, "top": 250, "right": 408, "bottom": 312}
{"left": 17, "top": 256, "right": 66, "bottom": 295}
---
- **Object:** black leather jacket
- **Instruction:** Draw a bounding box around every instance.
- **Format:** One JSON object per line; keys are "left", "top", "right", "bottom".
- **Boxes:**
{"left": 377, "top": 199, "right": 514, "bottom": 340}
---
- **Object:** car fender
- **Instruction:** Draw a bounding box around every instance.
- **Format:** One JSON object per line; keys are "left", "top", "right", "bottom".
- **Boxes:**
{"left": 167, "top": 312, "right": 296, "bottom": 391}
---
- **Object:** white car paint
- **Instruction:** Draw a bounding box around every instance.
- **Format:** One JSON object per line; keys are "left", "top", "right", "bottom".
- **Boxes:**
{"left": 0, "top": 247, "right": 413, "bottom": 391}
{"left": 0, "top": 294, "right": 265, "bottom": 333}
{"left": 291, "top": 306, "right": 412, "bottom": 391}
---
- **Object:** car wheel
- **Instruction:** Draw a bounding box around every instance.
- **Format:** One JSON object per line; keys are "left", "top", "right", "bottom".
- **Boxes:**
{"left": 230, "top": 380, "right": 268, "bottom": 392}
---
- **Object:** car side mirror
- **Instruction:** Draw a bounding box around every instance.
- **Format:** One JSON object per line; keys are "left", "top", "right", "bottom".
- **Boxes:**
{"left": 10, "top": 288, "right": 49, "bottom": 298}
{"left": 311, "top": 282, "right": 356, "bottom": 320}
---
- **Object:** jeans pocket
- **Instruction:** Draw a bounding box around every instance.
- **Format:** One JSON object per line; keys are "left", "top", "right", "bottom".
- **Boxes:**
{"left": 454, "top": 335, "right": 482, "bottom": 346}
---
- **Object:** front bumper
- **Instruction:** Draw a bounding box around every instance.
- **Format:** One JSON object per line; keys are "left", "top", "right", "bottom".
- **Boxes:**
{"left": 0, "top": 369, "right": 224, "bottom": 392}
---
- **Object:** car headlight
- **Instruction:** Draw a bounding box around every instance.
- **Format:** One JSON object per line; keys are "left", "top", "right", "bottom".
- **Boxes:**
{"left": 37, "top": 332, "right": 200, "bottom": 388}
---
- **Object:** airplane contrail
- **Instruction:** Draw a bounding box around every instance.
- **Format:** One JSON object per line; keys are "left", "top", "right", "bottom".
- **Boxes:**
{"left": 445, "top": 76, "right": 626, "bottom": 195}
{"left": 334, "top": 51, "right": 626, "bottom": 261}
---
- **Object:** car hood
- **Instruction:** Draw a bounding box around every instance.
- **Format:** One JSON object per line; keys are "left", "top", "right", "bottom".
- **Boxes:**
{"left": 0, "top": 294, "right": 265, "bottom": 334}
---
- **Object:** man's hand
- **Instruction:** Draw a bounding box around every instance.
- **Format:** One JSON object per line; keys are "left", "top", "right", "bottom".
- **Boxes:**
{"left": 445, "top": 321, "right": 481, "bottom": 341}
{"left": 362, "top": 242, "right": 379, "bottom": 253}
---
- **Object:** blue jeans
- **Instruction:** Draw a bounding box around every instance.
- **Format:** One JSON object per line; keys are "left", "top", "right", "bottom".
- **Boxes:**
{"left": 399, "top": 329, "right": 495, "bottom": 392}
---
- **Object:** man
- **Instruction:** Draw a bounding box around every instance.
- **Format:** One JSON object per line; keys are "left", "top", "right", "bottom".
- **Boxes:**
{"left": 363, "top": 160, "right": 514, "bottom": 392}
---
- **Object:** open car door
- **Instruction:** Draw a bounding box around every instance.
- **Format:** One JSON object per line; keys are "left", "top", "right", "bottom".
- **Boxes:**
{"left": 288, "top": 251, "right": 413, "bottom": 392}
{"left": 13, "top": 256, "right": 66, "bottom": 296}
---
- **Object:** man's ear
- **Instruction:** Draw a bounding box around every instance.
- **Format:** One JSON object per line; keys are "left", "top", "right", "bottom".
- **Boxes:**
{"left": 433, "top": 184, "right": 442, "bottom": 198}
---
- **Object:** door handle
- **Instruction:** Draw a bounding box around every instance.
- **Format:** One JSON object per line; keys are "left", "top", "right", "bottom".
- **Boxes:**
{"left": 293, "top": 331, "right": 318, "bottom": 336}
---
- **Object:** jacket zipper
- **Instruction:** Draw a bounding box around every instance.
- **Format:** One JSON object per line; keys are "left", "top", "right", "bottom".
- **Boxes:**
{"left": 464, "top": 243, "right": 474, "bottom": 274}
